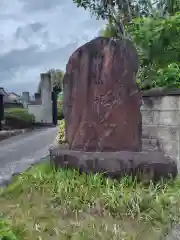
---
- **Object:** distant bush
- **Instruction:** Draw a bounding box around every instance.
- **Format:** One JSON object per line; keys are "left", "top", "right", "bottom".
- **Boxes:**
{"left": 57, "top": 99, "right": 64, "bottom": 120}
{"left": 4, "top": 108, "right": 35, "bottom": 129}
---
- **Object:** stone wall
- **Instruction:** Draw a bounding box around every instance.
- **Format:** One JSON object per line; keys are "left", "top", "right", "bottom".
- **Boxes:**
{"left": 27, "top": 104, "right": 43, "bottom": 123}
{"left": 141, "top": 88, "right": 180, "bottom": 171}
{"left": 4, "top": 102, "right": 23, "bottom": 109}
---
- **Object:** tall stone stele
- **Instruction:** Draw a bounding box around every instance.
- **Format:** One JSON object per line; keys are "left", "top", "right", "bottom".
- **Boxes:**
{"left": 40, "top": 73, "right": 53, "bottom": 124}
{"left": 22, "top": 91, "right": 30, "bottom": 109}
{"left": 63, "top": 37, "right": 142, "bottom": 152}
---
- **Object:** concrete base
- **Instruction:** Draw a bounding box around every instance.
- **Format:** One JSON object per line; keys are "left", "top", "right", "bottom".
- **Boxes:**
{"left": 49, "top": 145, "right": 177, "bottom": 182}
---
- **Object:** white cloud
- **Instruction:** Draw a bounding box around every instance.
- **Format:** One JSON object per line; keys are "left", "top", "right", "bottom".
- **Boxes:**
{"left": 0, "top": 0, "right": 105, "bottom": 94}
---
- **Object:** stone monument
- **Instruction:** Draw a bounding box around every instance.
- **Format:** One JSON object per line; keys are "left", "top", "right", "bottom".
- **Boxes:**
{"left": 22, "top": 91, "right": 30, "bottom": 109}
{"left": 63, "top": 37, "right": 141, "bottom": 152}
{"left": 40, "top": 73, "right": 53, "bottom": 123}
{"left": 50, "top": 37, "right": 177, "bottom": 182}
{"left": 27, "top": 73, "right": 53, "bottom": 124}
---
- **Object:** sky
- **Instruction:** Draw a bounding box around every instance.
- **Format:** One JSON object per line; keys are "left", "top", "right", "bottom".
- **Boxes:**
{"left": 0, "top": 0, "right": 105, "bottom": 94}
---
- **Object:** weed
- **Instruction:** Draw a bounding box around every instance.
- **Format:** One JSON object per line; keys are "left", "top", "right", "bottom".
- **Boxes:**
{"left": 0, "top": 162, "right": 180, "bottom": 239}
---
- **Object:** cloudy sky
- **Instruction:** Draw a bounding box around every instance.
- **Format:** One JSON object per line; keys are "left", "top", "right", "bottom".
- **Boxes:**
{"left": 0, "top": 0, "right": 105, "bottom": 94}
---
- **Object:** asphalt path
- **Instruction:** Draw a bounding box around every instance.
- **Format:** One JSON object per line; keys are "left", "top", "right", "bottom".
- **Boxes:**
{"left": 0, "top": 127, "right": 58, "bottom": 186}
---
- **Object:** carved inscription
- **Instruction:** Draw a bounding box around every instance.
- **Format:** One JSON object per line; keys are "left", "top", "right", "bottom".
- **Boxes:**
{"left": 94, "top": 94, "right": 104, "bottom": 121}
{"left": 93, "top": 92, "right": 114, "bottom": 122}
{"left": 93, "top": 91, "right": 124, "bottom": 123}
{"left": 92, "top": 54, "right": 104, "bottom": 84}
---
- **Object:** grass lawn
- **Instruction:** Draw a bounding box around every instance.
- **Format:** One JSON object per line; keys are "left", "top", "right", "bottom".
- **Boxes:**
{"left": 0, "top": 162, "right": 180, "bottom": 239}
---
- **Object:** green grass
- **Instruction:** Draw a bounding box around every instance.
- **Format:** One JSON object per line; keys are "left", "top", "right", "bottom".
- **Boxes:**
{"left": 0, "top": 162, "right": 180, "bottom": 239}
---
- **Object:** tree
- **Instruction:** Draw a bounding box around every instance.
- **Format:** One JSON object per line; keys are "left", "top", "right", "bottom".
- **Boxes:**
{"left": 156, "top": 0, "right": 180, "bottom": 16}
{"left": 100, "top": 11, "right": 180, "bottom": 89}
{"left": 73, "top": 0, "right": 180, "bottom": 37}
{"left": 48, "top": 69, "right": 64, "bottom": 92}
{"left": 73, "top": 0, "right": 180, "bottom": 89}
{"left": 127, "top": 13, "right": 180, "bottom": 67}
{"left": 128, "top": 13, "right": 180, "bottom": 89}
{"left": 37, "top": 69, "right": 64, "bottom": 93}
{"left": 73, "top": 0, "right": 134, "bottom": 37}
{"left": 73, "top": 0, "right": 154, "bottom": 37}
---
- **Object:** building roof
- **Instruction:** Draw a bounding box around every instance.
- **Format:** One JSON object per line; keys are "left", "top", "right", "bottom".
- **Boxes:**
{"left": 0, "top": 87, "right": 8, "bottom": 96}
{"left": 8, "top": 92, "right": 21, "bottom": 97}
{"left": 0, "top": 88, "right": 22, "bottom": 103}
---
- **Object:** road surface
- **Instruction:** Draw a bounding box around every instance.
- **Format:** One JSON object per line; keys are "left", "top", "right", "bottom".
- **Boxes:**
{"left": 0, "top": 127, "right": 58, "bottom": 186}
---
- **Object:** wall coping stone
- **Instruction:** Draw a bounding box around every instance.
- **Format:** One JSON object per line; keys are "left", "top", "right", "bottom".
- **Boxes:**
{"left": 142, "top": 88, "right": 180, "bottom": 97}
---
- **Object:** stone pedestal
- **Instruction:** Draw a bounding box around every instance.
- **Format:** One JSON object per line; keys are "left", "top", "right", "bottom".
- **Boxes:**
{"left": 50, "top": 146, "right": 177, "bottom": 182}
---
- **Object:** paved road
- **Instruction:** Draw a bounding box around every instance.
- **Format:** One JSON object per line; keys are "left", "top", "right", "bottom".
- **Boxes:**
{"left": 0, "top": 127, "right": 58, "bottom": 186}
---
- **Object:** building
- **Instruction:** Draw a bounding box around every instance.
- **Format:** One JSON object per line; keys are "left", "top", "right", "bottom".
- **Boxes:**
{"left": 0, "top": 87, "right": 23, "bottom": 108}
{"left": 8, "top": 92, "right": 22, "bottom": 103}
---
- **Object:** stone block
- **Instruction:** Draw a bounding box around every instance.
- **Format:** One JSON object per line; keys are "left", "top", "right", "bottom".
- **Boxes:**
{"left": 50, "top": 146, "right": 177, "bottom": 182}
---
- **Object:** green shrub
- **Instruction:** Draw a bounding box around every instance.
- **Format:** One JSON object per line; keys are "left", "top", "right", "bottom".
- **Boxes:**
{"left": 153, "top": 63, "right": 180, "bottom": 88}
{"left": 4, "top": 108, "right": 35, "bottom": 129}
{"left": 0, "top": 219, "right": 18, "bottom": 240}
{"left": 56, "top": 119, "right": 66, "bottom": 144}
{"left": 57, "top": 99, "right": 64, "bottom": 120}
{"left": 128, "top": 13, "right": 180, "bottom": 90}
{"left": 137, "top": 63, "right": 180, "bottom": 90}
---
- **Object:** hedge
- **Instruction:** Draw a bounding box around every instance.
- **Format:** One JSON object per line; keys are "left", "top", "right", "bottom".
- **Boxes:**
{"left": 4, "top": 108, "right": 35, "bottom": 129}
